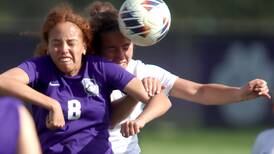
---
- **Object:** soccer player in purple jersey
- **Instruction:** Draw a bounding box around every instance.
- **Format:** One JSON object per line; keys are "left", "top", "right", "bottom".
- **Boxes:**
{"left": 0, "top": 3, "right": 171, "bottom": 154}
{"left": 0, "top": 96, "right": 41, "bottom": 154}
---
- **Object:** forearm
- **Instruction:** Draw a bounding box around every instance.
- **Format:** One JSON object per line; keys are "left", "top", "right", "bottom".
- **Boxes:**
{"left": 123, "top": 78, "right": 151, "bottom": 102}
{"left": 18, "top": 105, "right": 42, "bottom": 154}
{"left": 110, "top": 95, "right": 138, "bottom": 128}
{"left": 0, "top": 76, "right": 58, "bottom": 110}
{"left": 175, "top": 83, "right": 242, "bottom": 105}
{"left": 135, "top": 92, "right": 171, "bottom": 126}
{"left": 195, "top": 84, "right": 242, "bottom": 104}
{"left": 170, "top": 78, "right": 270, "bottom": 105}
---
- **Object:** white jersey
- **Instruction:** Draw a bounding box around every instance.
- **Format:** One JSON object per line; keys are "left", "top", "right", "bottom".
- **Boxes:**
{"left": 109, "top": 59, "right": 178, "bottom": 154}
{"left": 252, "top": 129, "right": 274, "bottom": 154}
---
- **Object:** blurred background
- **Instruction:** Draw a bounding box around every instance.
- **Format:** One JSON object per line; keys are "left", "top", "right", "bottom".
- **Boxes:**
{"left": 1, "top": 0, "right": 274, "bottom": 153}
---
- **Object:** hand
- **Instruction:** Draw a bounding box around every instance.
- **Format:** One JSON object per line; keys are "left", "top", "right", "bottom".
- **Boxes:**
{"left": 46, "top": 102, "right": 65, "bottom": 130}
{"left": 120, "top": 119, "right": 146, "bottom": 138}
{"left": 142, "top": 77, "right": 163, "bottom": 96}
{"left": 241, "top": 79, "right": 271, "bottom": 100}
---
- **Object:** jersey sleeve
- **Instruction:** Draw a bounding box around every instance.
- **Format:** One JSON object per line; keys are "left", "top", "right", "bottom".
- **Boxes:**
{"left": 143, "top": 64, "right": 178, "bottom": 95}
{"left": 17, "top": 58, "right": 39, "bottom": 84}
{"left": 17, "top": 56, "right": 52, "bottom": 86}
{"left": 103, "top": 61, "right": 135, "bottom": 91}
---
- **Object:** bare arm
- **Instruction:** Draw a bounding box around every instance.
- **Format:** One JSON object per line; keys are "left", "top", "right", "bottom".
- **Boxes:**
{"left": 123, "top": 78, "right": 151, "bottom": 102}
{"left": 0, "top": 68, "right": 58, "bottom": 109}
{"left": 110, "top": 77, "right": 163, "bottom": 128}
{"left": 0, "top": 68, "right": 65, "bottom": 128}
{"left": 110, "top": 95, "right": 138, "bottom": 128}
{"left": 18, "top": 105, "right": 42, "bottom": 154}
{"left": 120, "top": 78, "right": 172, "bottom": 137}
{"left": 133, "top": 91, "right": 170, "bottom": 125}
{"left": 170, "top": 78, "right": 270, "bottom": 105}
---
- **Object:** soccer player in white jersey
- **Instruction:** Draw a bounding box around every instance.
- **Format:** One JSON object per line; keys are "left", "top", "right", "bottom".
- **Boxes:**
{"left": 88, "top": 1, "right": 271, "bottom": 154}
{"left": 252, "top": 128, "right": 274, "bottom": 154}
{"left": 252, "top": 95, "right": 274, "bottom": 154}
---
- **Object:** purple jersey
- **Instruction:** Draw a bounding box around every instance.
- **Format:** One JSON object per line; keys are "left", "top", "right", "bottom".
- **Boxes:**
{"left": 18, "top": 55, "right": 134, "bottom": 154}
{"left": 0, "top": 97, "right": 21, "bottom": 154}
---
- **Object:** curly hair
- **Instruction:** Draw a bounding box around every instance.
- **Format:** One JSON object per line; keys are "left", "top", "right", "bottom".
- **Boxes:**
{"left": 87, "top": 1, "right": 119, "bottom": 55}
{"left": 35, "top": 3, "right": 92, "bottom": 56}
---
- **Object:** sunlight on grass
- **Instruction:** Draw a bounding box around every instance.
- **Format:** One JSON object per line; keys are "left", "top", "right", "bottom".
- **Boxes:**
{"left": 139, "top": 127, "right": 262, "bottom": 154}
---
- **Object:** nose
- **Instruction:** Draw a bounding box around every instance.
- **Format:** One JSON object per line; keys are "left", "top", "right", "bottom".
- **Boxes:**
{"left": 116, "top": 48, "right": 126, "bottom": 59}
{"left": 60, "top": 42, "right": 69, "bottom": 54}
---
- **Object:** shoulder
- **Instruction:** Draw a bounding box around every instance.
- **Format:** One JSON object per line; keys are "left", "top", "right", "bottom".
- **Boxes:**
{"left": 255, "top": 129, "right": 274, "bottom": 142}
{"left": 19, "top": 56, "right": 53, "bottom": 70}
{"left": 86, "top": 55, "right": 111, "bottom": 63}
{"left": 0, "top": 96, "right": 21, "bottom": 128}
{"left": 18, "top": 56, "right": 57, "bottom": 81}
{"left": 86, "top": 55, "right": 116, "bottom": 66}
{"left": 0, "top": 97, "right": 22, "bottom": 154}
{"left": 86, "top": 55, "right": 124, "bottom": 71}
{"left": 126, "top": 59, "right": 147, "bottom": 78}
{"left": 146, "top": 64, "right": 177, "bottom": 78}
{"left": 0, "top": 97, "right": 21, "bottom": 110}
{"left": 252, "top": 128, "right": 274, "bottom": 154}
{"left": 127, "top": 59, "right": 145, "bottom": 70}
{"left": 129, "top": 59, "right": 168, "bottom": 73}
{"left": 128, "top": 59, "right": 176, "bottom": 79}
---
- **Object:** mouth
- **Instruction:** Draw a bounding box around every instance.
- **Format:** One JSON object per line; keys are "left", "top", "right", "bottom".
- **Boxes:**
{"left": 59, "top": 57, "right": 73, "bottom": 64}
{"left": 117, "top": 60, "right": 127, "bottom": 68}
{"left": 120, "top": 63, "right": 127, "bottom": 68}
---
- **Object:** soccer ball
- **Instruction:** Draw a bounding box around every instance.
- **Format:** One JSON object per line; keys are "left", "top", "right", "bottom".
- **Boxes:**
{"left": 118, "top": 0, "right": 171, "bottom": 46}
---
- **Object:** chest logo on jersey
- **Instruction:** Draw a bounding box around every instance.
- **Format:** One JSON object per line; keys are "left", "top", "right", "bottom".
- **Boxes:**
{"left": 81, "top": 78, "right": 99, "bottom": 96}
{"left": 49, "top": 81, "right": 60, "bottom": 87}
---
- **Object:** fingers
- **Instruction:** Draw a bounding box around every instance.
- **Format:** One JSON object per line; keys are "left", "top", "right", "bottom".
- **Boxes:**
{"left": 46, "top": 114, "right": 51, "bottom": 128}
{"left": 46, "top": 119, "right": 65, "bottom": 130}
{"left": 120, "top": 121, "right": 138, "bottom": 138}
{"left": 120, "top": 120, "right": 143, "bottom": 138}
{"left": 256, "top": 86, "right": 271, "bottom": 99}
{"left": 249, "top": 79, "right": 271, "bottom": 99}
{"left": 45, "top": 110, "right": 65, "bottom": 130}
{"left": 150, "top": 79, "right": 161, "bottom": 96}
{"left": 248, "top": 79, "right": 266, "bottom": 89}
{"left": 142, "top": 77, "right": 162, "bottom": 96}
{"left": 120, "top": 122, "right": 129, "bottom": 137}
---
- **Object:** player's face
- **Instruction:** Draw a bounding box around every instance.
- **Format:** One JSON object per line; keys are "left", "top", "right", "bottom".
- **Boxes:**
{"left": 47, "top": 22, "right": 86, "bottom": 76}
{"left": 101, "top": 31, "right": 133, "bottom": 68}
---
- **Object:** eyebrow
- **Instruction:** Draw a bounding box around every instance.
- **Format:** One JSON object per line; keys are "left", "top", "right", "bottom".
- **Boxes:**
{"left": 50, "top": 38, "right": 79, "bottom": 42}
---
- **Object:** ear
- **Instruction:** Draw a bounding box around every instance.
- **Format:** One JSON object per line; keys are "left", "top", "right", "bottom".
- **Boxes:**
{"left": 83, "top": 49, "right": 87, "bottom": 55}
{"left": 82, "top": 43, "right": 87, "bottom": 55}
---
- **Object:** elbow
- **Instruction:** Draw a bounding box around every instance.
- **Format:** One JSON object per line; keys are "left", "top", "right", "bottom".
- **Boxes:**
{"left": 169, "top": 101, "right": 172, "bottom": 109}
{"left": 0, "top": 74, "right": 5, "bottom": 83}
{"left": 160, "top": 99, "right": 172, "bottom": 115}
{"left": 166, "top": 100, "right": 172, "bottom": 110}
{"left": 0, "top": 75, "right": 7, "bottom": 89}
{"left": 109, "top": 113, "right": 120, "bottom": 129}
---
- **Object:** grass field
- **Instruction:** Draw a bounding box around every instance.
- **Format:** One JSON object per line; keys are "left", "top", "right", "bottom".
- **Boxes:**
{"left": 139, "top": 127, "right": 264, "bottom": 154}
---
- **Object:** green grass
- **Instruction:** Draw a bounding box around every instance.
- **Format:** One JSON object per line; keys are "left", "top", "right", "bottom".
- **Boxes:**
{"left": 139, "top": 127, "right": 262, "bottom": 154}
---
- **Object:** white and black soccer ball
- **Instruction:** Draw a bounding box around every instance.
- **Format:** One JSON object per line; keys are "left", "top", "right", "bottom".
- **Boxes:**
{"left": 118, "top": 0, "right": 171, "bottom": 46}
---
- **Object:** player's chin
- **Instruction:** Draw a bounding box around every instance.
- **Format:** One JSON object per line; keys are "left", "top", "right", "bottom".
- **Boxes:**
{"left": 119, "top": 63, "right": 128, "bottom": 68}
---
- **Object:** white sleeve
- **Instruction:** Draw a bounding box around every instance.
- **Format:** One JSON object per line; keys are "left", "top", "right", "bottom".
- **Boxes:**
{"left": 143, "top": 64, "right": 178, "bottom": 95}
